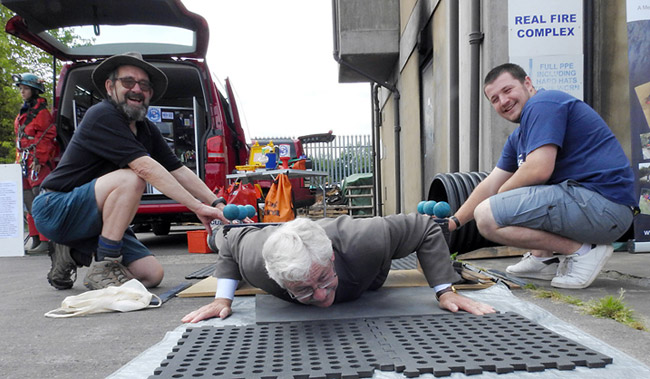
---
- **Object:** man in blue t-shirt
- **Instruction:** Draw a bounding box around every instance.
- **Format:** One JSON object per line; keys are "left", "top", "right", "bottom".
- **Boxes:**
{"left": 447, "top": 63, "right": 637, "bottom": 289}
{"left": 32, "top": 52, "right": 230, "bottom": 291}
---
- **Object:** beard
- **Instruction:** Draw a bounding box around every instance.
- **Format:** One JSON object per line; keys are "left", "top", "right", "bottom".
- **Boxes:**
{"left": 111, "top": 91, "right": 149, "bottom": 122}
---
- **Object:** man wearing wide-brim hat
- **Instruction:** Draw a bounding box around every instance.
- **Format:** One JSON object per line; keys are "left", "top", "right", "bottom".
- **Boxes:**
{"left": 32, "top": 52, "right": 231, "bottom": 291}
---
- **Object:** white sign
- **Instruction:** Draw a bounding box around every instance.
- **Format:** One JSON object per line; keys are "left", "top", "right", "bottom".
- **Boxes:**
{"left": 278, "top": 144, "right": 291, "bottom": 158}
{"left": 510, "top": 55, "right": 584, "bottom": 100}
{"left": 509, "top": 0, "right": 583, "bottom": 56}
{"left": 627, "top": 0, "right": 650, "bottom": 22}
{"left": 509, "top": 0, "right": 584, "bottom": 99}
{"left": 0, "top": 164, "right": 24, "bottom": 257}
{"left": 146, "top": 107, "right": 162, "bottom": 123}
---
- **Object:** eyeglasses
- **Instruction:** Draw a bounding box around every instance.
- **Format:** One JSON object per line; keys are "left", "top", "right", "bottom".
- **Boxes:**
{"left": 115, "top": 77, "right": 153, "bottom": 92}
{"left": 287, "top": 273, "right": 337, "bottom": 301}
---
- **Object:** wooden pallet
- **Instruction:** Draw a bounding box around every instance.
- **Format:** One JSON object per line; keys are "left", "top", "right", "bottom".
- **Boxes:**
{"left": 306, "top": 205, "right": 349, "bottom": 219}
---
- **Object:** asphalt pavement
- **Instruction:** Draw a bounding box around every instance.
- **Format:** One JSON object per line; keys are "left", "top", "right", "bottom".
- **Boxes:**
{"left": 1, "top": 225, "right": 649, "bottom": 378}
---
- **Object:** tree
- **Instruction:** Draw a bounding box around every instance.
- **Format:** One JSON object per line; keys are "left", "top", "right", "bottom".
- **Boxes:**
{"left": 0, "top": 5, "right": 88, "bottom": 163}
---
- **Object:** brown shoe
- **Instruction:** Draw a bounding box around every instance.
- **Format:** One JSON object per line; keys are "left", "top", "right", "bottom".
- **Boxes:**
{"left": 83, "top": 259, "right": 129, "bottom": 290}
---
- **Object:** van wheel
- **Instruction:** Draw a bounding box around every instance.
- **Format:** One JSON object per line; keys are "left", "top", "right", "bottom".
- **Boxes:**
{"left": 131, "top": 223, "right": 151, "bottom": 233}
{"left": 152, "top": 222, "right": 171, "bottom": 236}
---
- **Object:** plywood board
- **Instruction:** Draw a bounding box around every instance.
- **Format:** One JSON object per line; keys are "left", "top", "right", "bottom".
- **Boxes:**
{"left": 177, "top": 277, "right": 265, "bottom": 298}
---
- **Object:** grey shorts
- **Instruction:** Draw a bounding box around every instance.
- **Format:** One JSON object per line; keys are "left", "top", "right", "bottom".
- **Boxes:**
{"left": 32, "top": 179, "right": 152, "bottom": 266}
{"left": 490, "top": 180, "right": 633, "bottom": 244}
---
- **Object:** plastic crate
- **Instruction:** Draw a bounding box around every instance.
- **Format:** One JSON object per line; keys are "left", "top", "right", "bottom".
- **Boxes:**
{"left": 187, "top": 230, "right": 212, "bottom": 254}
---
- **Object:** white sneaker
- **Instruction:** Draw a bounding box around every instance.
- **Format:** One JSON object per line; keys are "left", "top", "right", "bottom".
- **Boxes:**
{"left": 505, "top": 252, "right": 560, "bottom": 280}
{"left": 551, "top": 245, "right": 613, "bottom": 289}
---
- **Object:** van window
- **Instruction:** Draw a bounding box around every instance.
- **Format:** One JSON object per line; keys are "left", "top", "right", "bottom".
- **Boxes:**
{"left": 40, "top": 24, "right": 196, "bottom": 57}
{"left": 71, "top": 25, "right": 193, "bottom": 46}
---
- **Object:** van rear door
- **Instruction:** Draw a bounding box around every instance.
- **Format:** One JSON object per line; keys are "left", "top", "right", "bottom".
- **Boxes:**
{"left": 2, "top": 0, "right": 208, "bottom": 61}
{"left": 224, "top": 78, "right": 250, "bottom": 168}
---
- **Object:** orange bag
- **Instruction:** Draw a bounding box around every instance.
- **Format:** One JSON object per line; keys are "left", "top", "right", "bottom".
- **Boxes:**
{"left": 263, "top": 174, "right": 295, "bottom": 222}
{"left": 291, "top": 159, "right": 306, "bottom": 170}
{"left": 228, "top": 182, "right": 260, "bottom": 206}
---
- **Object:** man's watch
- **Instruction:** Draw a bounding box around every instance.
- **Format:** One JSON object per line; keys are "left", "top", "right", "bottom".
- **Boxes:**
{"left": 449, "top": 215, "right": 461, "bottom": 229}
{"left": 435, "top": 285, "right": 456, "bottom": 301}
{"left": 211, "top": 197, "right": 226, "bottom": 207}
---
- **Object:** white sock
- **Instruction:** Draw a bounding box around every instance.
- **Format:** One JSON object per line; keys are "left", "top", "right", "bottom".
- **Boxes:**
{"left": 571, "top": 243, "right": 592, "bottom": 256}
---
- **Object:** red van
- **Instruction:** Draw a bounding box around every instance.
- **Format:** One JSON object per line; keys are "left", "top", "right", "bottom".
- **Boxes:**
{"left": 2, "top": 0, "right": 249, "bottom": 235}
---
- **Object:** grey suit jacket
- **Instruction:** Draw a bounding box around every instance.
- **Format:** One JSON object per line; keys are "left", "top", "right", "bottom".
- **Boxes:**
{"left": 214, "top": 213, "right": 461, "bottom": 303}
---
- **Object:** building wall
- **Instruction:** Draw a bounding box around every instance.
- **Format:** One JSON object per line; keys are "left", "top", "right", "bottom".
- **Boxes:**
{"left": 400, "top": 0, "right": 418, "bottom": 34}
{"left": 430, "top": 0, "right": 451, "bottom": 179}
{"left": 400, "top": 56, "right": 424, "bottom": 212}
{"left": 458, "top": 0, "right": 473, "bottom": 172}
{"left": 593, "top": 0, "right": 632, "bottom": 158}
{"left": 479, "top": 0, "right": 514, "bottom": 171}
{"left": 379, "top": 92, "right": 397, "bottom": 214}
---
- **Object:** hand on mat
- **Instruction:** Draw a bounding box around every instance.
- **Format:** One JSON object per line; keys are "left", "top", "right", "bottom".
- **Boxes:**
{"left": 438, "top": 292, "right": 495, "bottom": 315}
{"left": 182, "top": 298, "right": 233, "bottom": 323}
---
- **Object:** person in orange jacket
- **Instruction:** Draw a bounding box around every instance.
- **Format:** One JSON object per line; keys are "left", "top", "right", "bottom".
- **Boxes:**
{"left": 14, "top": 73, "right": 58, "bottom": 254}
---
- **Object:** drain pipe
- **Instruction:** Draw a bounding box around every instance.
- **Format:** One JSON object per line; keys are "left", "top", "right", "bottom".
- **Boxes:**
{"left": 372, "top": 83, "right": 383, "bottom": 216}
{"left": 332, "top": 0, "right": 402, "bottom": 213}
{"left": 449, "top": 0, "right": 460, "bottom": 172}
{"left": 583, "top": 0, "right": 593, "bottom": 106}
{"left": 469, "top": 0, "right": 484, "bottom": 171}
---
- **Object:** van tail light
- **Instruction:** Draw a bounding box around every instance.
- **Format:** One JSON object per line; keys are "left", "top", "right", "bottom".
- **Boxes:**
{"left": 207, "top": 136, "right": 226, "bottom": 163}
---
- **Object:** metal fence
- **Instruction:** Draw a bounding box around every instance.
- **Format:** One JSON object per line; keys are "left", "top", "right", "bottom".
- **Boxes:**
{"left": 252, "top": 134, "right": 373, "bottom": 186}
{"left": 304, "top": 134, "right": 373, "bottom": 186}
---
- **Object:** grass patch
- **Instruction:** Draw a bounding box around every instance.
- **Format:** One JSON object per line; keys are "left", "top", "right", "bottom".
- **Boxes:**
{"left": 533, "top": 288, "right": 584, "bottom": 306}
{"left": 582, "top": 290, "right": 648, "bottom": 331}
{"left": 526, "top": 287, "right": 647, "bottom": 331}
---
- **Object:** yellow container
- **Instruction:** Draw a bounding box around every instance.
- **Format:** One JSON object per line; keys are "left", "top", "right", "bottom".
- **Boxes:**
{"left": 235, "top": 164, "right": 257, "bottom": 172}
{"left": 248, "top": 141, "right": 265, "bottom": 167}
{"left": 248, "top": 141, "right": 276, "bottom": 167}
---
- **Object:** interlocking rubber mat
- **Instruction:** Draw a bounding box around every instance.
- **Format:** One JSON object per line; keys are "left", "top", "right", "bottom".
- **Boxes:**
{"left": 150, "top": 312, "right": 612, "bottom": 378}
{"left": 185, "top": 264, "right": 217, "bottom": 280}
{"left": 390, "top": 253, "right": 417, "bottom": 271}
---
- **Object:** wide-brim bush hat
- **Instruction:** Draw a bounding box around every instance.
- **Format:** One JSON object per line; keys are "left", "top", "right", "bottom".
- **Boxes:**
{"left": 92, "top": 51, "right": 167, "bottom": 102}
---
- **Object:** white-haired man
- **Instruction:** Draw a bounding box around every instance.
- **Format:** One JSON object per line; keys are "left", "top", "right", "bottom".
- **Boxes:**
{"left": 182, "top": 214, "right": 495, "bottom": 323}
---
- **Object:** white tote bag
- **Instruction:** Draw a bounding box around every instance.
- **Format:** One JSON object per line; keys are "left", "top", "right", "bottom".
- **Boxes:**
{"left": 45, "top": 279, "right": 161, "bottom": 318}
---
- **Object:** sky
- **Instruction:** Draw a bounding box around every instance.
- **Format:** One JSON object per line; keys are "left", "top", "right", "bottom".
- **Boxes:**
{"left": 182, "top": 0, "right": 371, "bottom": 140}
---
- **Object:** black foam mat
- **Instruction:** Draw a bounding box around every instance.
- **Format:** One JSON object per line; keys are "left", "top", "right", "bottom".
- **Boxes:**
{"left": 255, "top": 286, "right": 447, "bottom": 324}
{"left": 150, "top": 312, "right": 612, "bottom": 378}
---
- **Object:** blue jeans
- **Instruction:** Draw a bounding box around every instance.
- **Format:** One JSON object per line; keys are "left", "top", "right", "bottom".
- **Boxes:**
{"left": 32, "top": 179, "right": 152, "bottom": 266}
{"left": 490, "top": 180, "right": 633, "bottom": 244}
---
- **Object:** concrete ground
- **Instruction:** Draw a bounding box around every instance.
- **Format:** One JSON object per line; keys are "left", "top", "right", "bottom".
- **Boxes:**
{"left": 1, "top": 227, "right": 649, "bottom": 378}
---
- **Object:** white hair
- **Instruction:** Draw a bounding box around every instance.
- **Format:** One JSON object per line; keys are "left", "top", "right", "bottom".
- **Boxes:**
{"left": 262, "top": 217, "right": 333, "bottom": 288}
